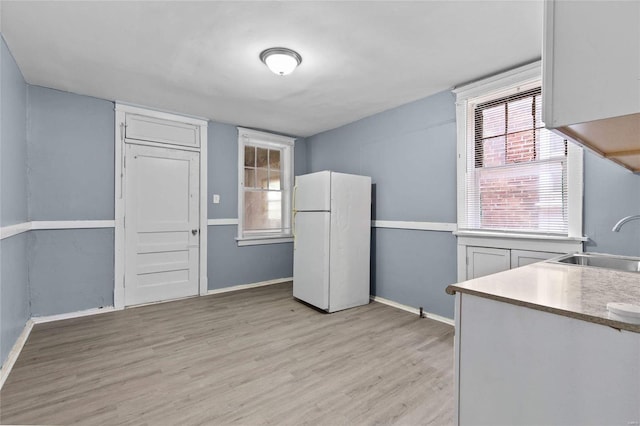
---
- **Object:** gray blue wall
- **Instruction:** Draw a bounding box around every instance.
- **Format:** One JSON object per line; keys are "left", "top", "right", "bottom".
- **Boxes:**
{"left": 206, "top": 121, "right": 304, "bottom": 289}
{"left": 26, "top": 86, "right": 114, "bottom": 221}
{"left": 26, "top": 86, "right": 115, "bottom": 317}
{"left": 583, "top": 151, "right": 640, "bottom": 256}
{"left": 306, "top": 91, "right": 458, "bottom": 319}
{"left": 0, "top": 37, "right": 30, "bottom": 367}
{"left": 27, "top": 229, "right": 114, "bottom": 315}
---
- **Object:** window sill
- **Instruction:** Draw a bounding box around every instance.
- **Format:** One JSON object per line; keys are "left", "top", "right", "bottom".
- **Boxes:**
{"left": 236, "top": 236, "right": 294, "bottom": 246}
{"left": 454, "top": 230, "right": 588, "bottom": 242}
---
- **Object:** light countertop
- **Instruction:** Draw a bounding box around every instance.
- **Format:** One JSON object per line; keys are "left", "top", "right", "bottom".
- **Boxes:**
{"left": 446, "top": 260, "right": 640, "bottom": 333}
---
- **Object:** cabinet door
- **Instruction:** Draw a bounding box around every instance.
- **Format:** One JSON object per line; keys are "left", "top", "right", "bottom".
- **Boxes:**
{"left": 466, "top": 247, "right": 510, "bottom": 279}
{"left": 544, "top": 0, "right": 639, "bottom": 127}
{"left": 510, "top": 250, "right": 562, "bottom": 269}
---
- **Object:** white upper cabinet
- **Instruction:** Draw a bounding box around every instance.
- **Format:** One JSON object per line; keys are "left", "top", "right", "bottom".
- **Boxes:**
{"left": 542, "top": 0, "right": 640, "bottom": 172}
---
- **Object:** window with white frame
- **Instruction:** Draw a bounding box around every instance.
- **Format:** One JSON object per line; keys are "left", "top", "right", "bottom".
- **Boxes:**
{"left": 237, "top": 127, "right": 294, "bottom": 244}
{"left": 455, "top": 63, "right": 583, "bottom": 238}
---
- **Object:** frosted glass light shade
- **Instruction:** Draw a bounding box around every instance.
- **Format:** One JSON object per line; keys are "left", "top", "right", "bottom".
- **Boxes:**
{"left": 260, "top": 48, "right": 302, "bottom": 76}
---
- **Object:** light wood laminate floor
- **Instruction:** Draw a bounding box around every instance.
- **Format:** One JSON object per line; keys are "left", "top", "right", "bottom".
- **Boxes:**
{"left": 0, "top": 282, "right": 454, "bottom": 425}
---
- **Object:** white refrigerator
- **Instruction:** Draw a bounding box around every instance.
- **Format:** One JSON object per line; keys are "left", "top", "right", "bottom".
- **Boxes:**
{"left": 292, "top": 171, "right": 371, "bottom": 313}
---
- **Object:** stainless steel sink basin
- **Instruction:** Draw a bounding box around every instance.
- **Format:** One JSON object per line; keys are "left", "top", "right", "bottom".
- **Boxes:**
{"left": 550, "top": 252, "right": 640, "bottom": 273}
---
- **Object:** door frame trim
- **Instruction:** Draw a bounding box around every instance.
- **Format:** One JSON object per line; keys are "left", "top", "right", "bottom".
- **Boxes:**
{"left": 114, "top": 103, "right": 208, "bottom": 310}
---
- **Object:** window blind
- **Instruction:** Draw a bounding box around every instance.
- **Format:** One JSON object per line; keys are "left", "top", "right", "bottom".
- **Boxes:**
{"left": 462, "top": 88, "right": 569, "bottom": 234}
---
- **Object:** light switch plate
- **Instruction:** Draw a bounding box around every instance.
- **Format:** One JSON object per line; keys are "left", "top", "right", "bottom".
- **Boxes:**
{"left": 213, "top": 194, "right": 220, "bottom": 204}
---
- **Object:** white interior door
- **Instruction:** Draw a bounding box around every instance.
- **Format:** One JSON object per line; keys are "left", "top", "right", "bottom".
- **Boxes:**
{"left": 124, "top": 143, "right": 200, "bottom": 306}
{"left": 293, "top": 211, "right": 330, "bottom": 310}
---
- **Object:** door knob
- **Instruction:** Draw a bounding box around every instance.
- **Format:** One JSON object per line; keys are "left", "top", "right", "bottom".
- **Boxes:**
{"left": 191, "top": 229, "right": 199, "bottom": 235}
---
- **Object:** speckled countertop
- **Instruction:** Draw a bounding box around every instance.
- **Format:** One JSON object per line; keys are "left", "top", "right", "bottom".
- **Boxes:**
{"left": 446, "top": 260, "right": 640, "bottom": 333}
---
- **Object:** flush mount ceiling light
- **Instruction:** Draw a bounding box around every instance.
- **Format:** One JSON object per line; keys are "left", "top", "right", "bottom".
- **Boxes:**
{"left": 259, "top": 47, "right": 302, "bottom": 76}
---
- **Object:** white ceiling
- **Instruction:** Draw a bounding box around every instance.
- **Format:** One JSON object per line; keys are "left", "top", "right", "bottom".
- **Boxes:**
{"left": 1, "top": 1, "right": 543, "bottom": 137}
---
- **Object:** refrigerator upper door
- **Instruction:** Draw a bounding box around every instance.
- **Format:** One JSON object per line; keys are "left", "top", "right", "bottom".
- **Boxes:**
{"left": 294, "top": 171, "right": 331, "bottom": 212}
{"left": 293, "top": 211, "right": 330, "bottom": 310}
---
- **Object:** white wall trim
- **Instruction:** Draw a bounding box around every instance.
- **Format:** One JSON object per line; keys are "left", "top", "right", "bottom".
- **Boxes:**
{"left": 372, "top": 220, "right": 456, "bottom": 232}
{"left": 0, "top": 319, "right": 34, "bottom": 390}
{"left": 30, "top": 220, "right": 115, "bottom": 230}
{"left": 207, "top": 277, "right": 292, "bottom": 296}
{"left": 236, "top": 237, "right": 294, "bottom": 246}
{"left": 454, "top": 230, "right": 587, "bottom": 243}
{"left": 453, "top": 61, "right": 541, "bottom": 99}
{"left": 114, "top": 103, "right": 208, "bottom": 127}
{"left": 123, "top": 138, "right": 201, "bottom": 152}
{"left": 31, "top": 306, "right": 115, "bottom": 324}
{"left": 199, "top": 123, "right": 209, "bottom": 297}
{"left": 370, "top": 295, "right": 455, "bottom": 326}
{"left": 114, "top": 108, "right": 126, "bottom": 310}
{"left": 206, "top": 218, "right": 457, "bottom": 233}
{"left": 208, "top": 218, "right": 239, "bottom": 226}
{"left": 1, "top": 220, "right": 116, "bottom": 240}
{"left": 0, "top": 222, "right": 31, "bottom": 240}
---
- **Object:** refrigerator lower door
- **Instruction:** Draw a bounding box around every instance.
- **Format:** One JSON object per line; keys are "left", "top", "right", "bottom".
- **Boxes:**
{"left": 293, "top": 211, "right": 330, "bottom": 310}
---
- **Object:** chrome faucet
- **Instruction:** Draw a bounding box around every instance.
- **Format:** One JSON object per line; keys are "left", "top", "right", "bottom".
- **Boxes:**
{"left": 612, "top": 215, "right": 640, "bottom": 232}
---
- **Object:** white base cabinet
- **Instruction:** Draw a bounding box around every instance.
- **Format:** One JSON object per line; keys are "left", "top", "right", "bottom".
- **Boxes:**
{"left": 454, "top": 293, "right": 640, "bottom": 425}
{"left": 466, "top": 246, "right": 561, "bottom": 280}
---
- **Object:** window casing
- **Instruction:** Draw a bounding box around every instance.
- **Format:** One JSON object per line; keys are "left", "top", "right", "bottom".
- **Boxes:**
{"left": 237, "top": 128, "right": 294, "bottom": 245}
{"left": 455, "top": 62, "right": 583, "bottom": 239}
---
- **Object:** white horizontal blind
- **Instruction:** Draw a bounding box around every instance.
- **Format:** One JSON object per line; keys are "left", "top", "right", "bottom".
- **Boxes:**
{"left": 462, "top": 87, "right": 569, "bottom": 234}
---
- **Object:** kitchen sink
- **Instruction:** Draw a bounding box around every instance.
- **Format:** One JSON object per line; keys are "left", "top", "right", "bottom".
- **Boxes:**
{"left": 550, "top": 252, "right": 640, "bottom": 273}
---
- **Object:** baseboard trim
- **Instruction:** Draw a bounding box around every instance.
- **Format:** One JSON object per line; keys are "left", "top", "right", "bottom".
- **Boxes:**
{"left": 31, "top": 306, "right": 116, "bottom": 324}
{"left": 0, "top": 319, "right": 34, "bottom": 390}
{"left": 370, "top": 295, "right": 454, "bottom": 326}
{"left": 207, "top": 277, "right": 293, "bottom": 296}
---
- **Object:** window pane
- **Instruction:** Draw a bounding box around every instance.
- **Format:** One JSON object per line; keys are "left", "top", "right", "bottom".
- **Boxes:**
{"left": 507, "top": 97, "right": 534, "bottom": 133}
{"left": 244, "top": 191, "right": 282, "bottom": 232}
{"left": 269, "top": 171, "right": 281, "bottom": 190}
{"left": 506, "top": 130, "right": 535, "bottom": 163}
{"left": 244, "top": 168, "right": 256, "bottom": 188}
{"left": 244, "top": 146, "right": 255, "bottom": 167}
{"left": 482, "top": 105, "right": 505, "bottom": 138}
{"left": 465, "top": 86, "right": 569, "bottom": 235}
{"left": 269, "top": 149, "right": 281, "bottom": 169}
{"left": 482, "top": 136, "right": 505, "bottom": 167}
{"left": 537, "top": 128, "right": 566, "bottom": 160}
{"left": 256, "top": 168, "right": 269, "bottom": 189}
{"left": 256, "top": 148, "right": 268, "bottom": 168}
{"left": 474, "top": 161, "right": 567, "bottom": 233}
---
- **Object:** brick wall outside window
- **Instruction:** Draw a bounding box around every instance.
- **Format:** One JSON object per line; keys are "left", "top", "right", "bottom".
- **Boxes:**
{"left": 472, "top": 89, "right": 567, "bottom": 232}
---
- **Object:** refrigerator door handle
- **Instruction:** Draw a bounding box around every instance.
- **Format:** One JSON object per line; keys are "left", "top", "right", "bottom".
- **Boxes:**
{"left": 292, "top": 185, "right": 298, "bottom": 247}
